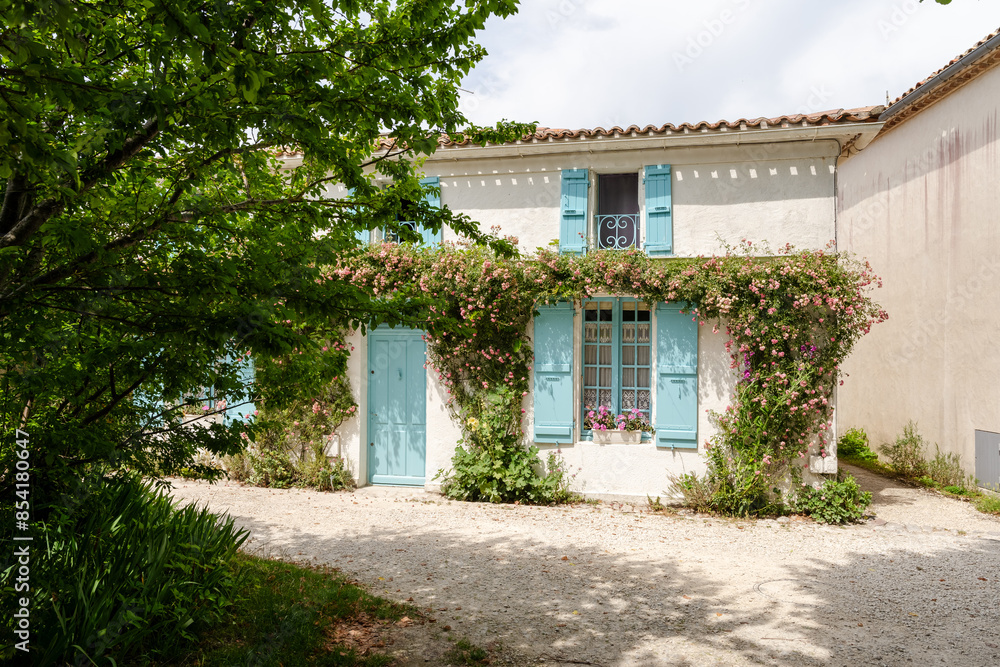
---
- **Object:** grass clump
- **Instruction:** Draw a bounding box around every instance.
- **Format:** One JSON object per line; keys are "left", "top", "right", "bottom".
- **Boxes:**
{"left": 444, "top": 638, "right": 491, "bottom": 666}
{"left": 667, "top": 472, "right": 718, "bottom": 514}
{"left": 974, "top": 493, "right": 1000, "bottom": 515}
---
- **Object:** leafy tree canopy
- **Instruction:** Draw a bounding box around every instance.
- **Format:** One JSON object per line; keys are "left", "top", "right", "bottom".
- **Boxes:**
{"left": 0, "top": 0, "right": 531, "bottom": 496}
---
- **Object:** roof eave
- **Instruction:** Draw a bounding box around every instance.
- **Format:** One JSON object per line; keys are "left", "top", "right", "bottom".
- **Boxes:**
{"left": 880, "top": 30, "right": 1000, "bottom": 130}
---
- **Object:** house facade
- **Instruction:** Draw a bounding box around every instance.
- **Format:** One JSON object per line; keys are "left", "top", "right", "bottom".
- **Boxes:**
{"left": 330, "top": 112, "right": 884, "bottom": 499}
{"left": 836, "top": 29, "right": 1000, "bottom": 487}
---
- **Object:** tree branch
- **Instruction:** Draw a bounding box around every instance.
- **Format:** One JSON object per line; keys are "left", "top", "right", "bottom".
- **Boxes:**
{"left": 0, "top": 117, "right": 160, "bottom": 250}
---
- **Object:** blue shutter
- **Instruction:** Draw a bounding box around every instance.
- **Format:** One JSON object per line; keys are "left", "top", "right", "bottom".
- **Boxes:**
{"left": 224, "top": 354, "right": 256, "bottom": 425}
{"left": 644, "top": 165, "right": 672, "bottom": 256}
{"left": 654, "top": 303, "right": 697, "bottom": 448}
{"left": 559, "top": 169, "right": 588, "bottom": 254}
{"left": 419, "top": 176, "right": 442, "bottom": 247}
{"left": 348, "top": 188, "right": 370, "bottom": 243}
{"left": 533, "top": 302, "right": 575, "bottom": 443}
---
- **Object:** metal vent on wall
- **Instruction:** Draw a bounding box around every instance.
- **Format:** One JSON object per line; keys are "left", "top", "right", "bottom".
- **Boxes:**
{"left": 974, "top": 430, "right": 1000, "bottom": 491}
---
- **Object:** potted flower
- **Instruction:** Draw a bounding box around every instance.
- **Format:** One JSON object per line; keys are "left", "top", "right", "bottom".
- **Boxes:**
{"left": 584, "top": 405, "right": 654, "bottom": 444}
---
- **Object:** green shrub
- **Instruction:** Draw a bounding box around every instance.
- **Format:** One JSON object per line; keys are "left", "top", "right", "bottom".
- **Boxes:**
{"left": 838, "top": 427, "right": 878, "bottom": 462}
{"left": 246, "top": 444, "right": 299, "bottom": 488}
{"left": 1, "top": 475, "right": 247, "bottom": 665}
{"left": 668, "top": 472, "right": 718, "bottom": 514}
{"left": 436, "top": 438, "right": 577, "bottom": 505}
{"left": 880, "top": 421, "right": 928, "bottom": 479}
{"left": 297, "top": 449, "right": 356, "bottom": 492}
{"left": 974, "top": 493, "right": 1000, "bottom": 514}
{"left": 927, "top": 446, "right": 971, "bottom": 490}
{"left": 792, "top": 474, "right": 872, "bottom": 524}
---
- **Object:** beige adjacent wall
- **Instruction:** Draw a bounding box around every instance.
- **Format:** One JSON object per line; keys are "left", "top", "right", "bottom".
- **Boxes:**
{"left": 837, "top": 64, "right": 1000, "bottom": 472}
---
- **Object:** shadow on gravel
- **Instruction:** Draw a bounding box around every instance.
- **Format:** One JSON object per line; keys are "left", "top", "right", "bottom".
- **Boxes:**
{"left": 843, "top": 463, "right": 921, "bottom": 508}
{"left": 220, "top": 508, "right": 1000, "bottom": 667}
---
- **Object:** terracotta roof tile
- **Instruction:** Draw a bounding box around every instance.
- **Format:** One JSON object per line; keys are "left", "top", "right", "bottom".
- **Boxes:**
{"left": 273, "top": 107, "right": 884, "bottom": 158}
{"left": 880, "top": 27, "right": 1000, "bottom": 132}
{"left": 889, "top": 27, "right": 1000, "bottom": 107}
{"left": 438, "top": 106, "right": 884, "bottom": 148}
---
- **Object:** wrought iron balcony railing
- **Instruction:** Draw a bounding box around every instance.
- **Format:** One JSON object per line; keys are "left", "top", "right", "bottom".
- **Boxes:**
{"left": 596, "top": 214, "right": 639, "bottom": 250}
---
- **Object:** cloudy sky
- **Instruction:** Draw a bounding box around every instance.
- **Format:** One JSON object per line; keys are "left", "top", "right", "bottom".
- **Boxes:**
{"left": 458, "top": 0, "right": 1000, "bottom": 130}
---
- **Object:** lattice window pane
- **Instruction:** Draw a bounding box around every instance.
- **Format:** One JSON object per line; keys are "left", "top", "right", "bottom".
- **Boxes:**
{"left": 637, "top": 390, "right": 651, "bottom": 410}
{"left": 584, "top": 389, "right": 597, "bottom": 408}
{"left": 584, "top": 367, "right": 597, "bottom": 387}
{"left": 585, "top": 323, "right": 598, "bottom": 342}
{"left": 622, "top": 347, "right": 635, "bottom": 365}
{"left": 637, "top": 368, "right": 650, "bottom": 388}
{"left": 599, "top": 389, "right": 613, "bottom": 408}
{"left": 623, "top": 367, "right": 635, "bottom": 386}
{"left": 599, "top": 345, "right": 611, "bottom": 365}
{"left": 600, "top": 368, "right": 612, "bottom": 387}
{"left": 585, "top": 344, "right": 597, "bottom": 365}
{"left": 600, "top": 323, "right": 613, "bottom": 343}
{"left": 637, "top": 323, "right": 650, "bottom": 343}
{"left": 622, "top": 323, "right": 635, "bottom": 343}
{"left": 621, "top": 390, "right": 635, "bottom": 409}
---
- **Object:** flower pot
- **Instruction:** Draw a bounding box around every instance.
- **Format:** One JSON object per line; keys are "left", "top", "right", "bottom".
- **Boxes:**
{"left": 592, "top": 430, "right": 642, "bottom": 445}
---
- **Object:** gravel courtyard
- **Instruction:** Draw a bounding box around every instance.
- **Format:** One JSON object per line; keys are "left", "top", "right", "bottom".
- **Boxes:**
{"left": 168, "top": 466, "right": 1000, "bottom": 667}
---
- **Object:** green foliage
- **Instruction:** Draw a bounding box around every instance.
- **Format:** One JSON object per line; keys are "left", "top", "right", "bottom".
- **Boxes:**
{"left": 242, "top": 345, "right": 359, "bottom": 491}
{"left": 445, "top": 638, "right": 491, "bottom": 666}
{"left": 792, "top": 474, "right": 872, "bottom": 524}
{"left": 156, "top": 554, "right": 411, "bottom": 667}
{"left": 0, "top": 475, "right": 246, "bottom": 664}
{"left": 927, "top": 445, "right": 972, "bottom": 490}
{"left": 880, "top": 422, "right": 929, "bottom": 479}
{"left": 0, "top": 0, "right": 532, "bottom": 510}
{"left": 227, "top": 434, "right": 355, "bottom": 493}
{"left": 347, "top": 240, "right": 885, "bottom": 513}
{"left": 436, "top": 441, "right": 578, "bottom": 505}
{"left": 246, "top": 443, "right": 300, "bottom": 489}
{"left": 838, "top": 427, "right": 879, "bottom": 462}
{"left": 667, "top": 473, "right": 718, "bottom": 514}
{"left": 974, "top": 493, "right": 1000, "bottom": 515}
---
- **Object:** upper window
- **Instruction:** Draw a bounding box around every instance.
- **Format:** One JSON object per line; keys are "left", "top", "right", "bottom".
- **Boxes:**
{"left": 596, "top": 173, "right": 639, "bottom": 250}
{"left": 582, "top": 299, "right": 652, "bottom": 430}
{"left": 559, "top": 166, "right": 672, "bottom": 256}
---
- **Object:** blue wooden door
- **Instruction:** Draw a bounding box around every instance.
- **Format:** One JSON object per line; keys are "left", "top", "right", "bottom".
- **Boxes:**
{"left": 367, "top": 328, "right": 427, "bottom": 486}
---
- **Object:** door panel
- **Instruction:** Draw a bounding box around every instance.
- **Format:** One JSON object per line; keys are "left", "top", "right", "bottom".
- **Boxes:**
{"left": 368, "top": 330, "right": 426, "bottom": 486}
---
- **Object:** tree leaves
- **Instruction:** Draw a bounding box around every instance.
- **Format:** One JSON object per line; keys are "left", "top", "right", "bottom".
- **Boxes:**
{"left": 0, "top": 0, "right": 532, "bottom": 494}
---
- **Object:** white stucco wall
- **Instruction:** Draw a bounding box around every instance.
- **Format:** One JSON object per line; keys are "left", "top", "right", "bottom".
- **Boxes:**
{"left": 837, "top": 63, "right": 1000, "bottom": 472}
{"left": 340, "top": 328, "right": 366, "bottom": 484}
{"left": 428, "top": 141, "right": 839, "bottom": 256}
{"left": 526, "top": 315, "right": 734, "bottom": 499}
{"left": 338, "top": 132, "right": 854, "bottom": 496}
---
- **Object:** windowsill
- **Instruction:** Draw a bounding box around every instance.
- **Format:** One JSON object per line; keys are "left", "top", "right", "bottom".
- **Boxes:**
{"left": 581, "top": 430, "right": 653, "bottom": 443}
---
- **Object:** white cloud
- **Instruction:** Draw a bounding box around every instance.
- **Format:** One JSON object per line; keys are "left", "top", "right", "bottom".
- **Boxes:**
{"left": 460, "top": 0, "right": 1000, "bottom": 128}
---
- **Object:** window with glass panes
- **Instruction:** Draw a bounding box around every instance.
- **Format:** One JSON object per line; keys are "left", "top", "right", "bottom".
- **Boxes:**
{"left": 582, "top": 299, "right": 652, "bottom": 428}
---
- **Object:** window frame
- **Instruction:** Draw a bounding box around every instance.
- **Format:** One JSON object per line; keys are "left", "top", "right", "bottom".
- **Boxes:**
{"left": 580, "top": 297, "right": 654, "bottom": 442}
{"left": 593, "top": 171, "right": 642, "bottom": 251}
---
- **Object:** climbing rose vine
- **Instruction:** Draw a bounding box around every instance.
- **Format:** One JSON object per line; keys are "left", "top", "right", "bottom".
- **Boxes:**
{"left": 333, "top": 238, "right": 886, "bottom": 512}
